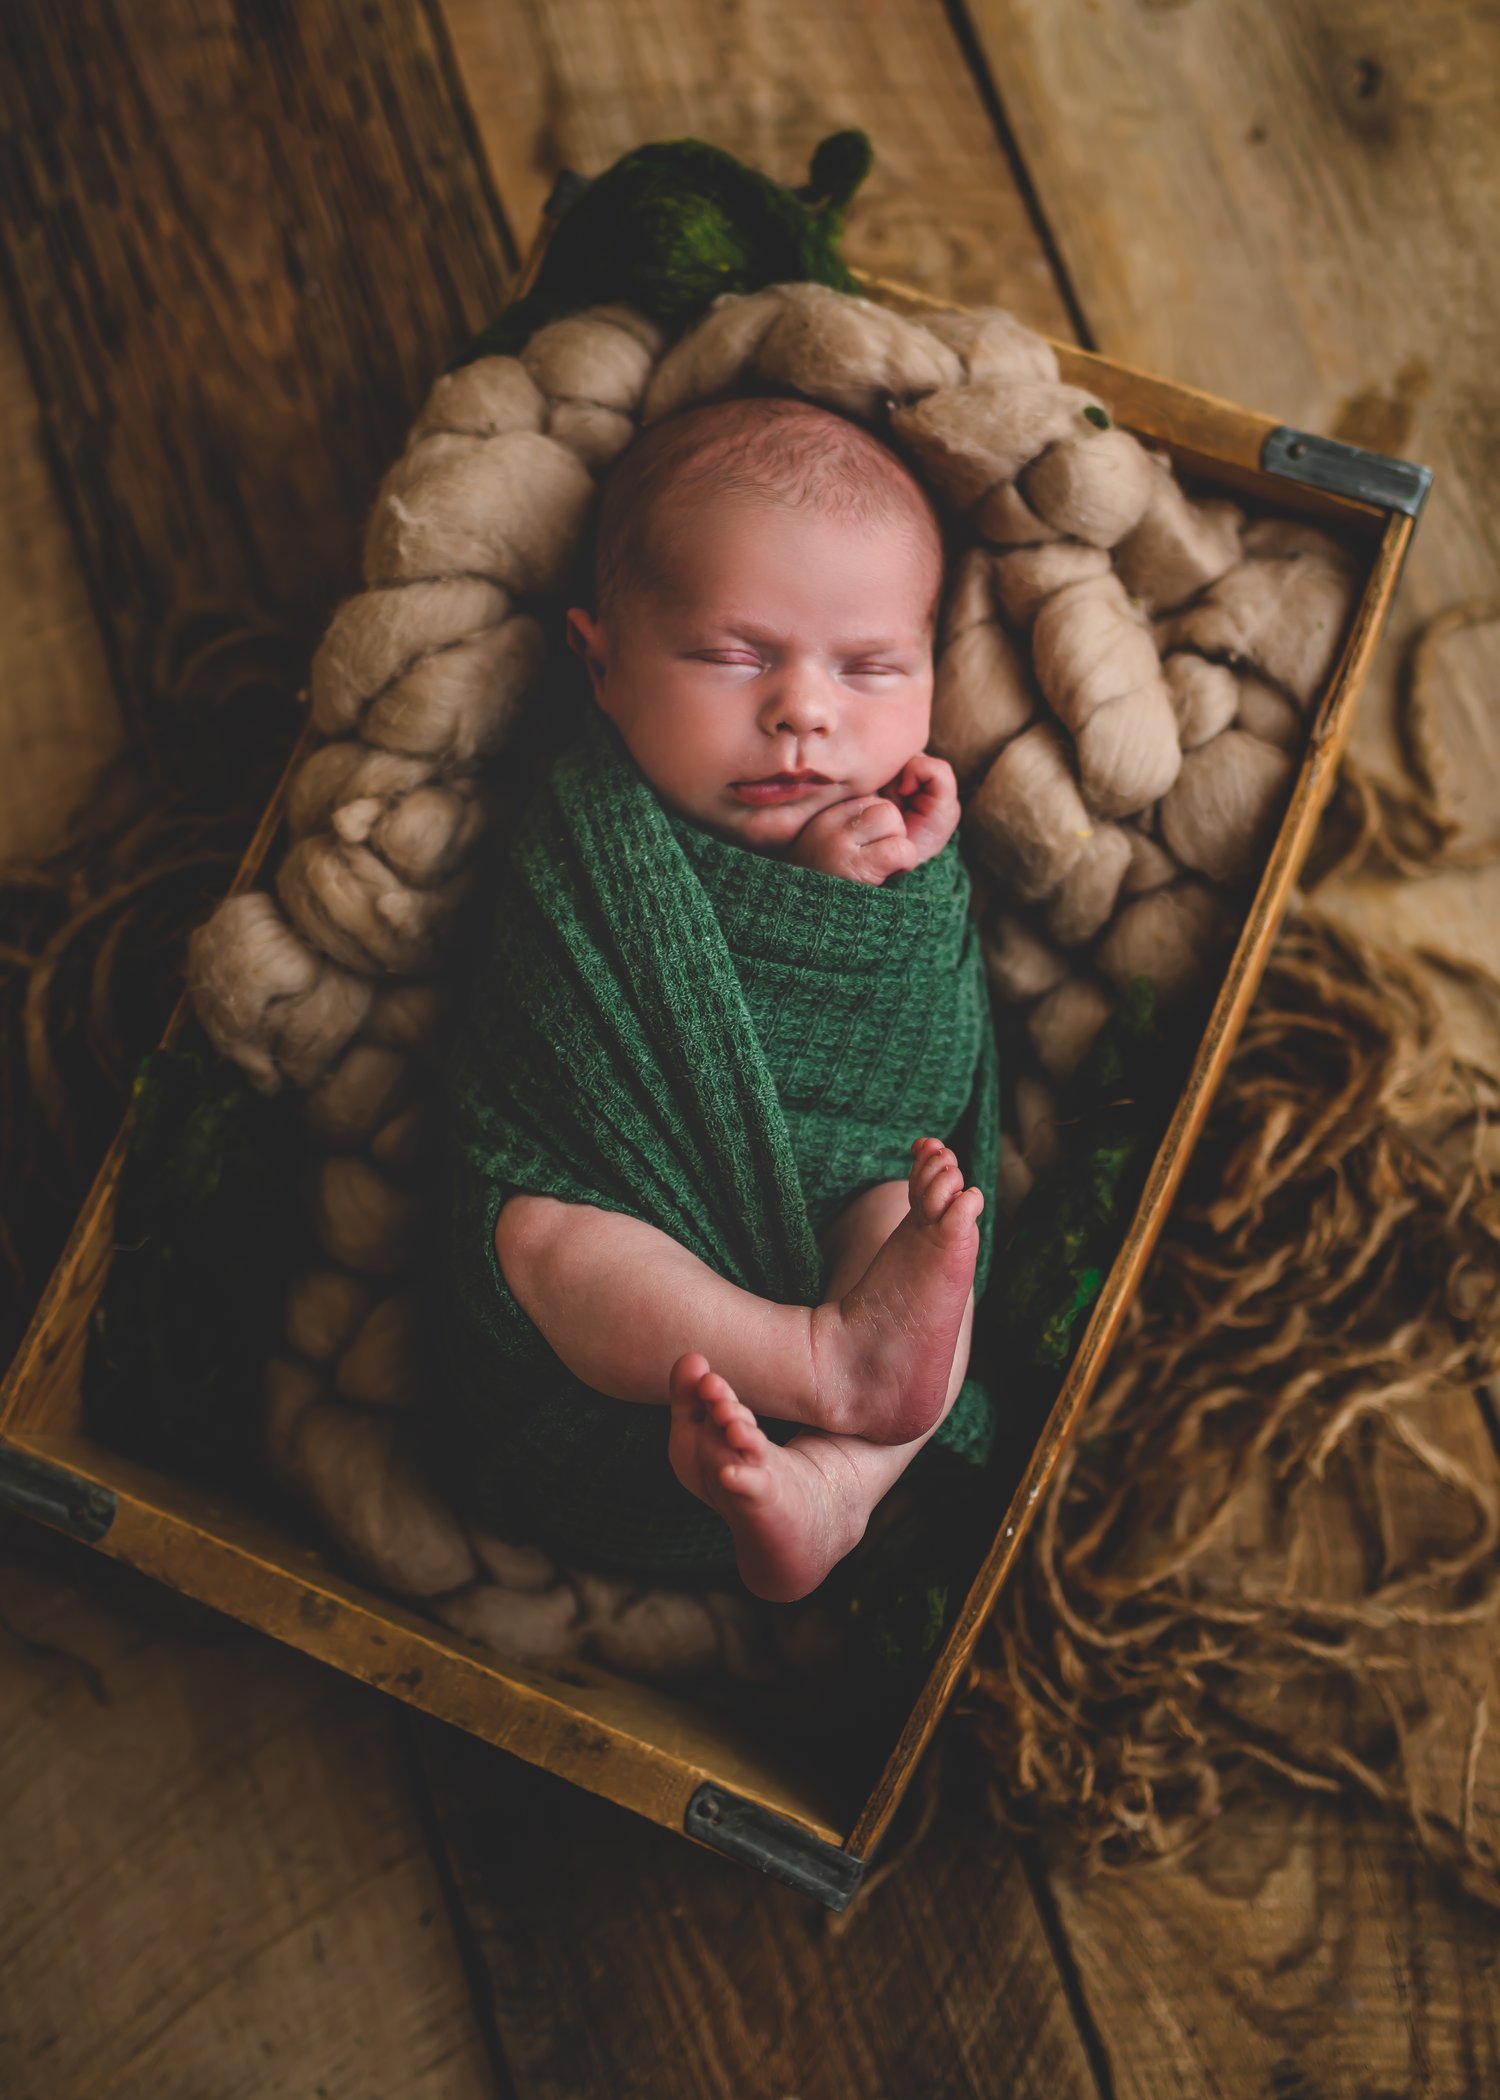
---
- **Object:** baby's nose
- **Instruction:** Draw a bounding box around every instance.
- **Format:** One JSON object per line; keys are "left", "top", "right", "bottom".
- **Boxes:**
{"left": 759, "top": 664, "right": 832, "bottom": 735}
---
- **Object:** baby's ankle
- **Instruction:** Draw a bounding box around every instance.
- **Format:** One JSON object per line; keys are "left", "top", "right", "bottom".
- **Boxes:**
{"left": 805, "top": 1299, "right": 864, "bottom": 1437}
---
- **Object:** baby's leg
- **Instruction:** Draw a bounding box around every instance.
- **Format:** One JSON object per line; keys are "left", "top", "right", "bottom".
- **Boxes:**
{"left": 495, "top": 1137, "right": 981, "bottom": 1444}
{"left": 666, "top": 1148, "right": 979, "bottom": 1602}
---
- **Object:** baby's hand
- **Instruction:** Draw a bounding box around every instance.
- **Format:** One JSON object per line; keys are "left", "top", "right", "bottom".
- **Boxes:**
{"left": 786, "top": 792, "right": 919, "bottom": 885}
{"left": 787, "top": 754, "right": 960, "bottom": 886}
{"left": 880, "top": 752, "right": 961, "bottom": 864}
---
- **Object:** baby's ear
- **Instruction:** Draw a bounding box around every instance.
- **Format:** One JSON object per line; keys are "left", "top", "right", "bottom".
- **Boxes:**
{"left": 564, "top": 607, "right": 608, "bottom": 693}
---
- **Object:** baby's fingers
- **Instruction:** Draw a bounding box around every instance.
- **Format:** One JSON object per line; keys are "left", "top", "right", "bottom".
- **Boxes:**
{"left": 858, "top": 831, "right": 919, "bottom": 879}
{"left": 844, "top": 795, "right": 905, "bottom": 844}
{"left": 903, "top": 767, "right": 961, "bottom": 856}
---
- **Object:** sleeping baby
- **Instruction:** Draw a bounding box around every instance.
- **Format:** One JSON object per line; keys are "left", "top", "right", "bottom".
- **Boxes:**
{"left": 427, "top": 391, "right": 1001, "bottom": 1605}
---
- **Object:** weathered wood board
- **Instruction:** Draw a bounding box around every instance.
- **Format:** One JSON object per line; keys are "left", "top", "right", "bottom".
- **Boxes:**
{"left": 0, "top": 301, "right": 120, "bottom": 864}
{"left": 1, "top": 0, "right": 1499, "bottom": 2091}
{"left": 962, "top": 0, "right": 1500, "bottom": 1874}
{"left": 963, "top": 0, "right": 1500, "bottom": 998}
{"left": 1050, "top": 1791, "right": 1500, "bottom": 2100}
{"left": 0, "top": 1518, "right": 497, "bottom": 2100}
{"left": 413, "top": 1717, "right": 1103, "bottom": 2100}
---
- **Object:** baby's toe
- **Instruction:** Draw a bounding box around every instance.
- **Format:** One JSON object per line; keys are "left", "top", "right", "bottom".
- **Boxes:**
{"left": 720, "top": 1459, "right": 770, "bottom": 1501}
{"left": 724, "top": 1412, "right": 764, "bottom": 1456}
{"left": 671, "top": 1352, "right": 711, "bottom": 1406}
{"left": 937, "top": 1185, "right": 985, "bottom": 1239}
{"left": 699, "top": 1372, "right": 744, "bottom": 1424}
{"left": 912, "top": 1149, "right": 961, "bottom": 1219}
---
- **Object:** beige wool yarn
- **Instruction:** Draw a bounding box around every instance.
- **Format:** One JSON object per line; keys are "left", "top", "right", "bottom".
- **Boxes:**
{"left": 1163, "top": 649, "right": 1240, "bottom": 750}
{"left": 363, "top": 430, "right": 595, "bottom": 597}
{"left": 308, "top": 1153, "right": 424, "bottom": 1276}
{"left": 965, "top": 721, "right": 1096, "bottom": 900}
{"left": 334, "top": 1291, "right": 424, "bottom": 1409}
{"left": 931, "top": 615, "right": 1035, "bottom": 785}
{"left": 1027, "top": 975, "right": 1118, "bottom": 1082}
{"left": 1096, "top": 879, "right": 1242, "bottom": 1009}
{"left": 975, "top": 477, "right": 1067, "bottom": 546}
{"left": 305, "top": 1040, "right": 415, "bottom": 1144}
{"left": 980, "top": 912, "right": 1070, "bottom": 1003}
{"left": 1114, "top": 471, "right": 1244, "bottom": 612}
{"left": 1018, "top": 424, "right": 1159, "bottom": 548}
{"left": 992, "top": 541, "right": 1112, "bottom": 630}
{"left": 1121, "top": 828, "right": 1179, "bottom": 897}
{"left": 411, "top": 355, "right": 547, "bottom": 442}
{"left": 1043, "top": 822, "right": 1133, "bottom": 945}
{"left": 281, "top": 1268, "right": 378, "bottom": 1368}
{"left": 520, "top": 305, "right": 664, "bottom": 409}
{"left": 186, "top": 891, "right": 373, "bottom": 1094}
{"left": 1159, "top": 728, "right": 1299, "bottom": 888}
{"left": 920, "top": 304, "right": 1061, "bottom": 387}
{"left": 278, "top": 1401, "right": 479, "bottom": 1596}
{"left": 181, "top": 278, "right": 1360, "bottom": 1685}
{"left": 1031, "top": 571, "right": 1183, "bottom": 814}
{"left": 890, "top": 378, "right": 1109, "bottom": 509}
{"left": 1234, "top": 672, "right": 1305, "bottom": 751}
{"left": 276, "top": 831, "right": 472, "bottom": 977}
{"left": 640, "top": 279, "right": 964, "bottom": 426}
{"left": 1157, "top": 528, "right": 1358, "bottom": 705}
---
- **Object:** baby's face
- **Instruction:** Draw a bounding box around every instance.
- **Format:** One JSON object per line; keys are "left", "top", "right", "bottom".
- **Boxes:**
{"left": 566, "top": 494, "right": 937, "bottom": 854}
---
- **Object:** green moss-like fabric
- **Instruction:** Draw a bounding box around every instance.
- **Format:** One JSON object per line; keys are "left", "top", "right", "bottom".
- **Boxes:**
{"left": 449, "top": 131, "right": 875, "bottom": 369}
{"left": 422, "top": 706, "right": 1000, "bottom": 1581}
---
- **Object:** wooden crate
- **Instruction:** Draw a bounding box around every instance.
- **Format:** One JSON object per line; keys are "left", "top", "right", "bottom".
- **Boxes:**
{"left": 0, "top": 190, "right": 1430, "bottom": 1913}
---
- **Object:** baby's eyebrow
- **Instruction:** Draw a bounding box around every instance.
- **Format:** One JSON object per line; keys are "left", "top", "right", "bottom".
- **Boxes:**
{"left": 692, "top": 620, "right": 922, "bottom": 654}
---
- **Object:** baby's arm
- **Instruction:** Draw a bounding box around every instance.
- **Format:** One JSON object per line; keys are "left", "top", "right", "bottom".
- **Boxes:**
{"left": 786, "top": 752, "right": 960, "bottom": 886}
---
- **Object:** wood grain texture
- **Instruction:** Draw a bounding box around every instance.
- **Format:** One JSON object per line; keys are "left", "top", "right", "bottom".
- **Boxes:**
{"left": 1048, "top": 1791, "right": 1500, "bottom": 2100}
{"left": 3, "top": 1, "right": 1496, "bottom": 2090}
{"left": 440, "top": 0, "right": 1075, "bottom": 329}
{"left": 0, "top": 302, "right": 122, "bottom": 865}
{"left": 0, "top": 1519, "right": 498, "bottom": 2100}
{"left": 0, "top": 0, "right": 515, "bottom": 741}
{"left": 961, "top": 0, "right": 1500, "bottom": 854}
{"left": 957, "top": 0, "right": 1500, "bottom": 1090}
{"left": 966, "top": 0, "right": 1500, "bottom": 1824}
{"left": 414, "top": 1716, "right": 1103, "bottom": 2100}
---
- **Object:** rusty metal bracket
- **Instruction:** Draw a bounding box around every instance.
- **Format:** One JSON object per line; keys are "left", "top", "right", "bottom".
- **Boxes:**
{"left": 0, "top": 1442, "right": 116, "bottom": 1543}
{"left": 684, "top": 1783, "right": 866, "bottom": 1910}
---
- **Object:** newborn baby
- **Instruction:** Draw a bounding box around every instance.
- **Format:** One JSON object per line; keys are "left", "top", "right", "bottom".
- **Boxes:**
{"left": 432, "top": 391, "right": 999, "bottom": 1605}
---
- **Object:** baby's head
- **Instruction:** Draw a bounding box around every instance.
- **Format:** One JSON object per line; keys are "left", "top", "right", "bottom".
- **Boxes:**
{"left": 565, "top": 393, "right": 947, "bottom": 854}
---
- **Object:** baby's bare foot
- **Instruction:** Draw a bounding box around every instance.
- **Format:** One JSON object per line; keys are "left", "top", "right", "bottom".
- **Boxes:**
{"left": 667, "top": 1354, "right": 865, "bottom": 1603}
{"left": 811, "top": 1137, "right": 981, "bottom": 1445}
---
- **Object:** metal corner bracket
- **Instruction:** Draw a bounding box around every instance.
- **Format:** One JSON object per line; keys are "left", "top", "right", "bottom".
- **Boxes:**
{"left": 684, "top": 1783, "right": 866, "bottom": 1911}
{"left": 1260, "top": 426, "right": 1433, "bottom": 519}
{"left": 0, "top": 1442, "right": 116, "bottom": 1543}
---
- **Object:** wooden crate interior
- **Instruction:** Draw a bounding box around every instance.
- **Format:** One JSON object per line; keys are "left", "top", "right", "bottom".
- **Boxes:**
{"left": 0, "top": 336, "right": 1410, "bottom": 1864}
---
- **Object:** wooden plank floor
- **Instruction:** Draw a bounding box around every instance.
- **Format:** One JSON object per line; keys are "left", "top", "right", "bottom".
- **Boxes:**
{"left": 2, "top": 2, "right": 1498, "bottom": 2093}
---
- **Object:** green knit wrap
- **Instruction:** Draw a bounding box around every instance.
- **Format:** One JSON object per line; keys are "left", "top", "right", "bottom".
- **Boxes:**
{"left": 423, "top": 706, "right": 1001, "bottom": 1581}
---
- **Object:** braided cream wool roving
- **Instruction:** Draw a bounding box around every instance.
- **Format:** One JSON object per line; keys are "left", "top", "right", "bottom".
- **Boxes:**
{"left": 184, "top": 277, "right": 1359, "bottom": 1684}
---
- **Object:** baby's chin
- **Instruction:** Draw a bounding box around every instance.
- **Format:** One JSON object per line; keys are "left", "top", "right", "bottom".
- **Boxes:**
{"left": 647, "top": 780, "right": 840, "bottom": 851}
{"left": 710, "top": 790, "right": 848, "bottom": 854}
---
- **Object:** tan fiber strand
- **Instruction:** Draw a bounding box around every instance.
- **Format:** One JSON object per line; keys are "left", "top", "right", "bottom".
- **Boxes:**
{"left": 950, "top": 901, "right": 1500, "bottom": 1908}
